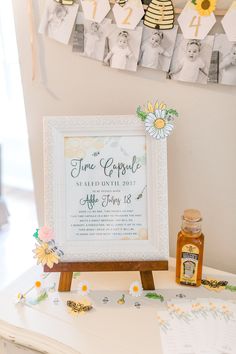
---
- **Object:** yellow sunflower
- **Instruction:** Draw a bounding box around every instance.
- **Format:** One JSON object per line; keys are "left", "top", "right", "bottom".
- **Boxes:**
{"left": 33, "top": 242, "right": 59, "bottom": 268}
{"left": 195, "top": 0, "right": 216, "bottom": 16}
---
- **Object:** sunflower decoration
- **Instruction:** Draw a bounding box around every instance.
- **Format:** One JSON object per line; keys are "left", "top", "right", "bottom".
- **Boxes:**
{"left": 193, "top": 0, "right": 216, "bottom": 16}
{"left": 78, "top": 281, "right": 90, "bottom": 296}
{"left": 136, "top": 100, "right": 178, "bottom": 140}
{"left": 129, "top": 280, "right": 143, "bottom": 297}
{"left": 32, "top": 226, "right": 63, "bottom": 269}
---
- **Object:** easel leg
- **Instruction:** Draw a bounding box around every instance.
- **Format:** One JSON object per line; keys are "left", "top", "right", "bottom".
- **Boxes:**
{"left": 140, "top": 271, "right": 155, "bottom": 290}
{"left": 58, "top": 272, "right": 73, "bottom": 292}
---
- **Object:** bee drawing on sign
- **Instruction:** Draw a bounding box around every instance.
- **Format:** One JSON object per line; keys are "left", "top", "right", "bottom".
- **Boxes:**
{"left": 92, "top": 151, "right": 100, "bottom": 157}
{"left": 144, "top": 0, "right": 175, "bottom": 30}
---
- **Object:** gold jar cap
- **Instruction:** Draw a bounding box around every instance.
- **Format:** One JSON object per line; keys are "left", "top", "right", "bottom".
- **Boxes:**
{"left": 183, "top": 209, "right": 202, "bottom": 222}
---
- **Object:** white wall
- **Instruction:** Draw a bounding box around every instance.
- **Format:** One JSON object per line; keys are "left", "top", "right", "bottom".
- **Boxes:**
{"left": 12, "top": 0, "right": 236, "bottom": 273}
{"left": 0, "top": 1, "right": 33, "bottom": 190}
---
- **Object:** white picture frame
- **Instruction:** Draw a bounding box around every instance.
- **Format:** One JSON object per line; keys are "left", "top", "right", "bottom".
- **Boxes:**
{"left": 44, "top": 115, "right": 168, "bottom": 262}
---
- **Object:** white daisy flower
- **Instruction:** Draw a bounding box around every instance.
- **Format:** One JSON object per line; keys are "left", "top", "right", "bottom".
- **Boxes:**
{"left": 129, "top": 281, "right": 143, "bottom": 297}
{"left": 78, "top": 281, "right": 90, "bottom": 296}
{"left": 145, "top": 109, "right": 174, "bottom": 140}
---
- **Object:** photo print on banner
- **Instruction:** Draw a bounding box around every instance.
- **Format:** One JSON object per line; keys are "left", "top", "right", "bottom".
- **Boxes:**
{"left": 74, "top": 12, "right": 112, "bottom": 61}
{"left": 139, "top": 25, "right": 178, "bottom": 71}
{"left": 103, "top": 24, "right": 143, "bottom": 71}
{"left": 168, "top": 34, "right": 214, "bottom": 84}
{"left": 209, "top": 34, "right": 236, "bottom": 86}
{"left": 38, "top": 0, "right": 79, "bottom": 44}
{"left": 37, "top": 0, "right": 236, "bottom": 87}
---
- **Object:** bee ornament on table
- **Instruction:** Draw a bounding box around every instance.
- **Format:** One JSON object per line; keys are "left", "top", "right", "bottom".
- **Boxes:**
{"left": 201, "top": 279, "right": 228, "bottom": 289}
{"left": 47, "top": 240, "right": 64, "bottom": 258}
{"left": 67, "top": 300, "right": 93, "bottom": 313}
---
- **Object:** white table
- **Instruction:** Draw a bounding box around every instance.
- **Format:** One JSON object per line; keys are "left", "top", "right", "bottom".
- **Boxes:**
{"left": 0, "top": 259, "right": 235, "bottom": 354}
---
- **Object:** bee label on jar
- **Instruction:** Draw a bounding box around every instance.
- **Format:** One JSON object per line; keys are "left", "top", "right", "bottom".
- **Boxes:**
{"left": 180, "top": 244, "right": 199, "bottom": 286}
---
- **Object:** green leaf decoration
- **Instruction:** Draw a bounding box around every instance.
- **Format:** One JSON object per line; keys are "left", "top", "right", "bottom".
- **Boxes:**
{"left": 145, "top": 292, "right": 164, "bottom": 302}
{"left": 225, "top": 285, "right": 236, "bottom": 292}
{"left": 33, "top": 229, "right": 39, "bottom": 239}
{"left": 166, "top": 109, "right": 179, "bottom": 117}
{"left": 191, "top": 0, "right": 196, "bottom": 4}
{"left": 136, "top": 106, "right": 148, "bottom": 121}
{"left": 73, "top": 272, "right": 80, "bottom": 279}
{"left": 36, "top": 291, "right": 48, "bottom": 303}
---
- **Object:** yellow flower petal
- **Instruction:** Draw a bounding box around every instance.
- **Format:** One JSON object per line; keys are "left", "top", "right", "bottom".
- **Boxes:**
{"left": 47, "top": 260, "right": 54, "bottom": 268}
{"left": 159, "top": 102, "right": 167, "bottom": 109}
{"left": 147, "top": 101, "right": 154, "bottom": 113}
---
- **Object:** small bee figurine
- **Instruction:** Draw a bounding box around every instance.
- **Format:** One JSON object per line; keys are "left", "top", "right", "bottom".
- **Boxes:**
{"left": 201, "top": 279, "right": 228, "bottom": 288}
{"left": 67, "top": 300, "right": 93, "bottom": 313}
{"left": 102, "top": 296, "right": 109, "bottom": 304}
{"left": 117, "top": 294, "right": 125, "bottom": 305}
{"left": 47, "top": 240, "right": 64, "bottom": 258}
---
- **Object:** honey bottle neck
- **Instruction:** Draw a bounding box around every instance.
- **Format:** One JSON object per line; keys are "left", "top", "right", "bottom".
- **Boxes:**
{"left": 181, "top": 219, "right": 202, "bottom": 236}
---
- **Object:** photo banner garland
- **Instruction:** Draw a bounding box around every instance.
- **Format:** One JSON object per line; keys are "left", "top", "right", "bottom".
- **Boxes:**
{"left": 37, "top": 0, "right": 236, "bottom": 87}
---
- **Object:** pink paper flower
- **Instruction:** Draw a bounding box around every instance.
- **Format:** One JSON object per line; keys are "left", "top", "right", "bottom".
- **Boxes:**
{"left": 38, "top": 226, "right": 54, "bottom": 242}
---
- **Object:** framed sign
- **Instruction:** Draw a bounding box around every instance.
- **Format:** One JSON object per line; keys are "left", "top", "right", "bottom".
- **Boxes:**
{"left": 44, "top": 116, "right": 168, "bottom": 263}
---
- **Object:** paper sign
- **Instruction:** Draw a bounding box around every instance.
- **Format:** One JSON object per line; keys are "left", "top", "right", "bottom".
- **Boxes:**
{"left": 64, "top": 136, "right": 148, "bottom": 241}
{"left": 113, "top": 0, "right": 144, "bottom": 30}
{"left": 178, "top": 1, "right": 216, "bottom": 40}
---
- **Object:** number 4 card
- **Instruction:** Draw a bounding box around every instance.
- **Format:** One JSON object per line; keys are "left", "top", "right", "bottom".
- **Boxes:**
{"left": 178, "top": 1, "right": 216, "bottom": 40}
{"left": 81, "top": 0, "right": 111, "bottom": 23}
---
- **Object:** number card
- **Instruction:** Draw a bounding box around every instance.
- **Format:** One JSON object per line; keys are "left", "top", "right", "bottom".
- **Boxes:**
{"left": 113, "top": 0, "right": 144, "bottom": 30}
{"left": 44, "top": 116, "right": 168, "bottom": 262}
{"left": 222, "top": 1, "right": 236, "bottom": 42}
{"left": 81, "top": 0, "right": 111, "bottom": 23}
{"left": 178, "top": 1, "right": 216, "bottom": 40}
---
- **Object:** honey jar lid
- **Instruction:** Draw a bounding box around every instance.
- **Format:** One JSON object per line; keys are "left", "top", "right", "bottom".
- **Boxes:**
{"left": 183, "top": 209, "right": 202, "bottom": 222}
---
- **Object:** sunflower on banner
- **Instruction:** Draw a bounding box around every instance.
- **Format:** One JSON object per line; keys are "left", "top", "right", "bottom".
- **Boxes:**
{"left": 193, "top": 0, "right": 216, "bottom": 16}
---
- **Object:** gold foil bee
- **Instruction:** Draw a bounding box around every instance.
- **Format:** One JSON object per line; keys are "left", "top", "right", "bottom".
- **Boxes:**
{"left": 115, "top": 0, "right": 128, "bottom": 7}
{"left": 54, "top": 0, "right": 75, "bottom": 5}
